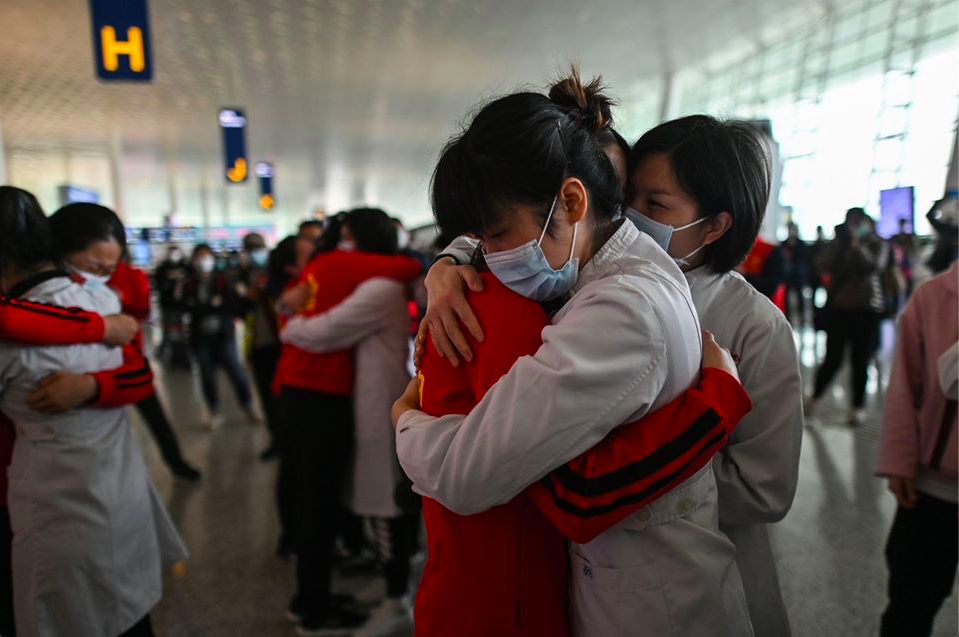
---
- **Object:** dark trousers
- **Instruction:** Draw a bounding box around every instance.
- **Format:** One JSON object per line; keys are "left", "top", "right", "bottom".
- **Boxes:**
{"left": 119, "top": 614, "right": 153, "bottom": 637}
{"left": 275, "top": 399, "right": 298, "bottom": 549}
{"left": 135, "top": 393, "right": 189, "bottom": 470}
{"left": 281, "top": 387, "right": 354, "bottom": 617}
{"left": 249, "top": 344, "right": 281, "bottom": 445}
{"left": 372, "top": 514, "right": 419, "bottom": 598}
{"left": 1, "top": 506, "right": 13, "bottom": 637}
{"left": 193, "top": 335, "right": 252, "bottom": 413}
{"left": 880, "top": 492, "right": 958, "bottom": 637}
{"left": 813, "top": 309, "right": 881, "bottom": 408}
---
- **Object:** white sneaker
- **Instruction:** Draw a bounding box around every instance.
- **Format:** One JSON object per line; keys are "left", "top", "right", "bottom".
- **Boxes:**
{"left": 353, "top": 597, "right": 413, "bottom": 637}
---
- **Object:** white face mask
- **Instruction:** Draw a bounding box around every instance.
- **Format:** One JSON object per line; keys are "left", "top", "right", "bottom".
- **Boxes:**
{"left": 250, "top": 248, "right": 268, "bottom": 267}
{"left": 484, "top": 194, "right": 580, "bottom": 302}
{"left": 624, "top": 207, "right": 709, "bottom": 269}
{"left": 196, "top": 256, "right": 216, "bottom": 273}
{"left": 68, "top": 264, "right": 112, "bottom": 289}
{"left": 338, "top": 240, "right": 356, "bottom": 252}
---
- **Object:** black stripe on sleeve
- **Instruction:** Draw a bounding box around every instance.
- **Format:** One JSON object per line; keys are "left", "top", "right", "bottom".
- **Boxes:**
{"left": 0, "top": 297, "right": 92, "bottom": 324}
{"left": 540, "top": 429, "right": 727, "bottom": 518}
{"left": 549, "top": 409, "right": 722, "bottom": 498}
{"left": 116, "top": 379, "right": 153, "bottom": 390}
{"left": 114, "top": 365, "right": 151, "bottom": 380}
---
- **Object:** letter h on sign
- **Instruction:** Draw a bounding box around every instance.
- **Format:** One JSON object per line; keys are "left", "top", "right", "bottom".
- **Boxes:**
{"left": 89, "top": 0, "right": 153, "bottom": 81}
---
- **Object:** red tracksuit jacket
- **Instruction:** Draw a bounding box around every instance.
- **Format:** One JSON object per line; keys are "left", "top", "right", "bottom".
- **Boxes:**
{"left": 415, "top": 274, "right": 751, "bottom": 636}
{"left": 275, "top": 249, "right": 420, "bottom": 395}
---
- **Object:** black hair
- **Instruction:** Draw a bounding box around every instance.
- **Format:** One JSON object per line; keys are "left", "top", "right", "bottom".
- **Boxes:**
{"left": 629, "top": 115, "right": 771, "bottom": 273}
{"left": 0, "top": 186, "right": 52, "bottom": 274}
{"left": 314, "top": 213, "right": 344, "bottom": 253}
{"left": 599, "top": 127, "right": 630, "bottom": 159}
{"left": 298, "top": 220, "right": 322, "bottom": 233}
{"left": 431, "top": 67, "right": 621, "bottom": 240}
{"left": 266, "top": 235, "right": 300, "bottom": 298}
{"left": 242, "top": 232, "right": 266, "bottom": 251}
{"left": 192, "top": 243, "right": 214, "bottom": 259}
{"left": 49, "top": 203, "right": 127, "bottom": 260}
{"left": 343, "top": 207, "right": 398, "bottom": 254}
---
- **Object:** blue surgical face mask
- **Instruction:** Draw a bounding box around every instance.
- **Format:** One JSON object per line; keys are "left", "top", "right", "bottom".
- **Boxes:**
{"left": 624, "top": 207, "right": 709, "bottom": 269}
{"left": 484, "top": 195, "right": 579, "bottom": 302}
{"left": 250, "top": 248, "right": 268, "bottom": 266}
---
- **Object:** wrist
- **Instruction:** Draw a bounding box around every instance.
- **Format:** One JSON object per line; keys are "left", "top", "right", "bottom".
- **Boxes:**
{"left": 83, "top": 374, "right": 99, "bottom": 404}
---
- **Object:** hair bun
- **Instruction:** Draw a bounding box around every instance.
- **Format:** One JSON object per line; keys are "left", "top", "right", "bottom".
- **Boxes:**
{"left": 548, "top": 65, "right": 615, "bottom": 134}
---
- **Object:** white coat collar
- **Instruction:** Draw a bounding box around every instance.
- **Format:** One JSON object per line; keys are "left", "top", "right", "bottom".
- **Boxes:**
{"left": 573, "top": 219, "right": 636, "bottom": 293}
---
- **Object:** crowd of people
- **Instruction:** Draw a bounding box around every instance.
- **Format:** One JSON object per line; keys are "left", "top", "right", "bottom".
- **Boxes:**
{"left": 0, "top": 67, "right": 954, "bottom": 637}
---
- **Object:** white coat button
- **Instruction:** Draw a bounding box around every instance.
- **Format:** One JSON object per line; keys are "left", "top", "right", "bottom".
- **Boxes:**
{"left": 678, "top": 498, "right": 695, "bottom": 515}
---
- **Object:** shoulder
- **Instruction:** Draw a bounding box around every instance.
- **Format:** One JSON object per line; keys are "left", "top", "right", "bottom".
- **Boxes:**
{"left": 467, "top": 273, "right": 547, "bottom": 324}
{"left": 354, "top": 277, "right": 406, "bottom": 302}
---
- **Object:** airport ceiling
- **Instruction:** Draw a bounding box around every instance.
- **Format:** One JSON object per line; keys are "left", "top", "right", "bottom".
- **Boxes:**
{"left": 1, "top": 0, "right": 847, "bottom": 224}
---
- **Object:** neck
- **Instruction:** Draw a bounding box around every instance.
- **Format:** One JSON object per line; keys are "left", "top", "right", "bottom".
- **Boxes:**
{"left": 578, "top": 217, "right": 622, "bottom": 269}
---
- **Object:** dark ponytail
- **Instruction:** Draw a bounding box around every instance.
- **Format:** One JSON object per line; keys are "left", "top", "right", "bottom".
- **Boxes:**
{"left": 431, "top": 66, "right": 621, "bottom": 239}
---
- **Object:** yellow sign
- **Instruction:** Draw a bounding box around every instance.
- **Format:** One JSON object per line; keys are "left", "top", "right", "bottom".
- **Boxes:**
{"left": 226, "top": 157, "right": 247, "bottom": 183}
{"left": 100, "top": 26, "right": 146, "bottom": 72}
{"left": 259, "top": 193, "right": 274, "bottom": 210}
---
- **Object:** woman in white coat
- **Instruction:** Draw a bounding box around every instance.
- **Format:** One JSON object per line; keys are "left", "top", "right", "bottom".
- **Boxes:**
{"left": 623, "top": 116, "right": 804, "bottom": 637}
{"left": 281, "top": 209, "right": 417, "bottom": 637}
{"left": 392, "top": 71, "right": 753, "bottom": 636}
{"left": 0, "top": 187, "right": 187, "bottom": 637}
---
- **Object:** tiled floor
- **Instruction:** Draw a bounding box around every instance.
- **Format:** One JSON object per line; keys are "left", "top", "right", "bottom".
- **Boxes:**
{"left": 137, "top": 325, "right": 958, "bottom": 636}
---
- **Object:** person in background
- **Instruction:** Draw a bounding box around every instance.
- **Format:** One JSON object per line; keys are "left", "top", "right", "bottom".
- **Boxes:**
{"left": 0, "top": 186, "right": 187, "bottom": 637}
{"left": 239, "top": 232, "right": 282, "bottom": 460}
{"left": 739, "top": 235, "right": 787, "bottom": 312}
{"left": 176, "top": 244, "right": 257, "bottom": 428}
{"left": 926, "top": 196, "right": 958, "bottom": 274}
{"left": 264, "top": 235, "right": 314, "bottom": 558}
{"left": 875, "top": 258, "right": 957, "bottom": 637}
{"left": 153, "top": 246, "right": 191, "bottom": 367}
{"left": 282, "top": 209, "right": 420, "bottom": 637}
{"left": 782, "top": 222, "right": 811, "bottom": 325}
{"left": 45, "top": 203, "right": 201, "bottom": 482}
{"left": 806, "top": 207, "right": 888, "bottom": 425}
{"left": 275, "top": 209, "right": 421, "bottom": 635}
{"left": 620, "top": 115, "right": 803, "bottom": 636}
{"left": 891, "top": 218, "right": 921, "bottom": 296}
{"left": 809, "top": 225, "right": 829, "bottom": 293}
{"left": 298, "top": 220, "right": 324, "bottom": 246}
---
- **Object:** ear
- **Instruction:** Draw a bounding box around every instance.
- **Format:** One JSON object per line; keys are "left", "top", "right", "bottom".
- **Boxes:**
{"left": 703, "top": 211, "right": 733, "bottom": 246}
{"left": 559, "top": 177, "right": 589, "bottom": 224}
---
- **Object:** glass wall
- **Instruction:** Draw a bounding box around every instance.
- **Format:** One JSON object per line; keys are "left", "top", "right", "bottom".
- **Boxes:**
{"left": 671, "top": 0, "right": 958, "bottom": 238}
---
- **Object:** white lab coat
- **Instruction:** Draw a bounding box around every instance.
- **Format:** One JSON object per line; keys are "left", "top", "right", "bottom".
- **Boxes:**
{"left": 282, "top": 278, "right": 410, "bottom": 518}
{"left": 685, "top": 267, "right": 803, "bottom": 637}
{"left": 397, "top": 221, "right": 753, "bottom": 636}
{"left": 0, "top": 274, "right": 188, "bottom": 637}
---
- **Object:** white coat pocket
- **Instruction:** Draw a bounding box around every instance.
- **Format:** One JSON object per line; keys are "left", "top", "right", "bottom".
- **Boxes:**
{"left": 570, "top": 551, "right": 673, "bottom": 637}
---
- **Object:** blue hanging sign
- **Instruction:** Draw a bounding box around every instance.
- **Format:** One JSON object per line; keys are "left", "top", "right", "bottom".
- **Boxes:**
{"left": 220, "top": 108, "right": 248, "bottom": 184}
{"left": 256, "top": 162, "right": 275, "bottom": 210}
{"left": 88, "top": 0, "right": 153, "bottom": 81}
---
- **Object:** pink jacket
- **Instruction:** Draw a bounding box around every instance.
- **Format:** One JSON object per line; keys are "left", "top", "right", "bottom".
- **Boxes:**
{"left": 876, "top": 261, "right": 958, "bottom": 493}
